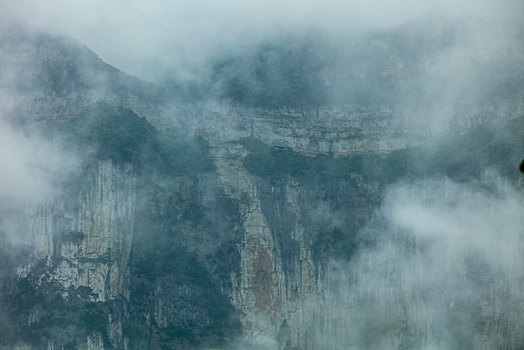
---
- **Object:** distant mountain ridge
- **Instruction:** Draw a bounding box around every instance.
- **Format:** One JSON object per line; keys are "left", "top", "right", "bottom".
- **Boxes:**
{"left": 0, "top": 25, "right": 167, "bottom": 122}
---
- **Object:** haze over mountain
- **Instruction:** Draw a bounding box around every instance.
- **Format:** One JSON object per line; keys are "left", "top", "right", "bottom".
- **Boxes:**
{"left": 0, "top": 1, "right": 523, "bottom": 349}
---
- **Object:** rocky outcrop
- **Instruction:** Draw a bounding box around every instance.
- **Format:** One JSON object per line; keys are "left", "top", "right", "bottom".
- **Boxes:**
{"left": 161, "top": 101, "right": 408, "bottom": 155}
{"left": 211, "top": 141, "right": 317, "bottom": 344}
{"left": 25, "top": 160, "right": 135, "bottom": 303}
{"left": 206, "top": 135, "right": 390, "bottom": 348}
{"left": 5, "top": 160, "right": 135, "bottom": 349}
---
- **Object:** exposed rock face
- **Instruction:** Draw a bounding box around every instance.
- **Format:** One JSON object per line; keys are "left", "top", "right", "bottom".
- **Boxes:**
{"left": 4, "top": 108, "right": 523, "bottom": 350}
{"left": 2, "top": 28, "right": 524, "bottom": 350}
{"left": 166, "top": 101, "right": 408, "bottom": 155}
{"left": 1, "top": 107, "right": 394, "bottom": 349}
{"left": 4, "top": 160, "right": 136, "bottom": 349}
{"left": 202, "top": 133, "right": 398, "bottom": 349}
{"left": 26, "top": 160, "right": 135, "bottom": 303}
{"left": 211, "top": 142, "right": 317, "bottom": 342}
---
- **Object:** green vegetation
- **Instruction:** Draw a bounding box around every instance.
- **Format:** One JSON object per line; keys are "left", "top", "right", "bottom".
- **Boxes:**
{"left": 79, "top": 303, "right": 108, "bottom": 335}
{"left": 8, "top": 276, "right": 110, "bottom": 346}
{"left": 140, "top": 128, "right": 216, "bottom": 175}
{"left": 242, "top": 115, "right": 524, "bottom": 186}
{"left": 81, "top": 104, "right": 153, "bottom": 163}
{"left": 242, "top": 116, "right": 523, "bottom": 262}
{"left": 420, "top": 118, "right": 524, "bottom": 182}
{"left": 59, "top": 230, "right": 85, "bottom": 243}
{"left": 162, "top": 324, "right": 196, "bottom": 343}
{"left": 51, "top": 102, "right": 216, "bottom": 175}
{"left": 130, "top": 213, "right": 240, "bottom": 340}
{"left": 52, "top": 102, "right": 153, "bottom": 163}
{"left": 212, "top": 40, "right": 328, "bottom": 109}
{"left": 129, "top": 240, "right": 240, "bottom": 347}
{"left": 127, "top": 139, "right": 239, "bottom": 349}
{"left": 240, "top": 137, "right": 411, "bottom": 185}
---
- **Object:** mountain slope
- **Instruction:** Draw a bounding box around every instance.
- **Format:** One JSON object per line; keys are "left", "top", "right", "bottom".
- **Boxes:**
{"left": 0, "top": 25, "right": 523, "bottom": 349}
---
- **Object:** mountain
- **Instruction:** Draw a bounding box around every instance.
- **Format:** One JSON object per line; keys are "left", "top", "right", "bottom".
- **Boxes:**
{"left": 0, "top": 25, "right": 523, "bottom": 349}
{"left": 0, "top": 25, "right": 168, "bottom": 123}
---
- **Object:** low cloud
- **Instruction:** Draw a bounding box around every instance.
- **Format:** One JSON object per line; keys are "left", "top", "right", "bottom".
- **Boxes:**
{"left": 1, "top": 0, "right": 522, "bottom": 82}
{"left": 0, "top": 120, "right": 78, "bottom": 201}
{"left": 309, "top": 176, "right": 524, "bottom": 349}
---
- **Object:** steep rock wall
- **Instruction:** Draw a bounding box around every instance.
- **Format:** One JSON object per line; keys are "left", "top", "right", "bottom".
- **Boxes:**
{"left": 26, "top": 160, "right": 135, "bottom": 302}
{"left": 6, "top": 160, "right": 135, "bottom": 349}
{"left": 211, "top": 142, "right": 317, "bottom": 344}
{"left": 207, "top": 136, "right": 388, "bottom": 348}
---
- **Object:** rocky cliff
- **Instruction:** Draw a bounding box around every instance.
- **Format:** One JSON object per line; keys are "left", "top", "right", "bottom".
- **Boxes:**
{"left": 1, "top": 27, "right": 524, "bottom": 350}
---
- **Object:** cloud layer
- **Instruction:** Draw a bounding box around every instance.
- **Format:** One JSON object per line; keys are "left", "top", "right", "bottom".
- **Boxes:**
{"left": 2, "top": 0, "right": 522, "bottom": 81}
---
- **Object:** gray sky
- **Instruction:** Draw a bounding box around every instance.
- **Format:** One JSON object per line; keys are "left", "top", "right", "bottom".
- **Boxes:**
{"left": 2, "top": 0, "right": 522, "bottom": 81}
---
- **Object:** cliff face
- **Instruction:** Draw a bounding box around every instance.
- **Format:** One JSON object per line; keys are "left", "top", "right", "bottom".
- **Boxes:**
{"left": 5, "top": 160, "right": 135, "bottom": 349}
{"left": 0, "top": 102, "right": 397, "bottom": 349}
{"left": 163, "top": 101, "right": 408, "bottom": 154}
{"left": 211, "top": 142, "right": 318, "bottom": 345}
{"left": 27, "top": 160, "right": 135, "bottom": 303}
{"left": 1, "top": 28, "right": 524, "bottom": 350}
